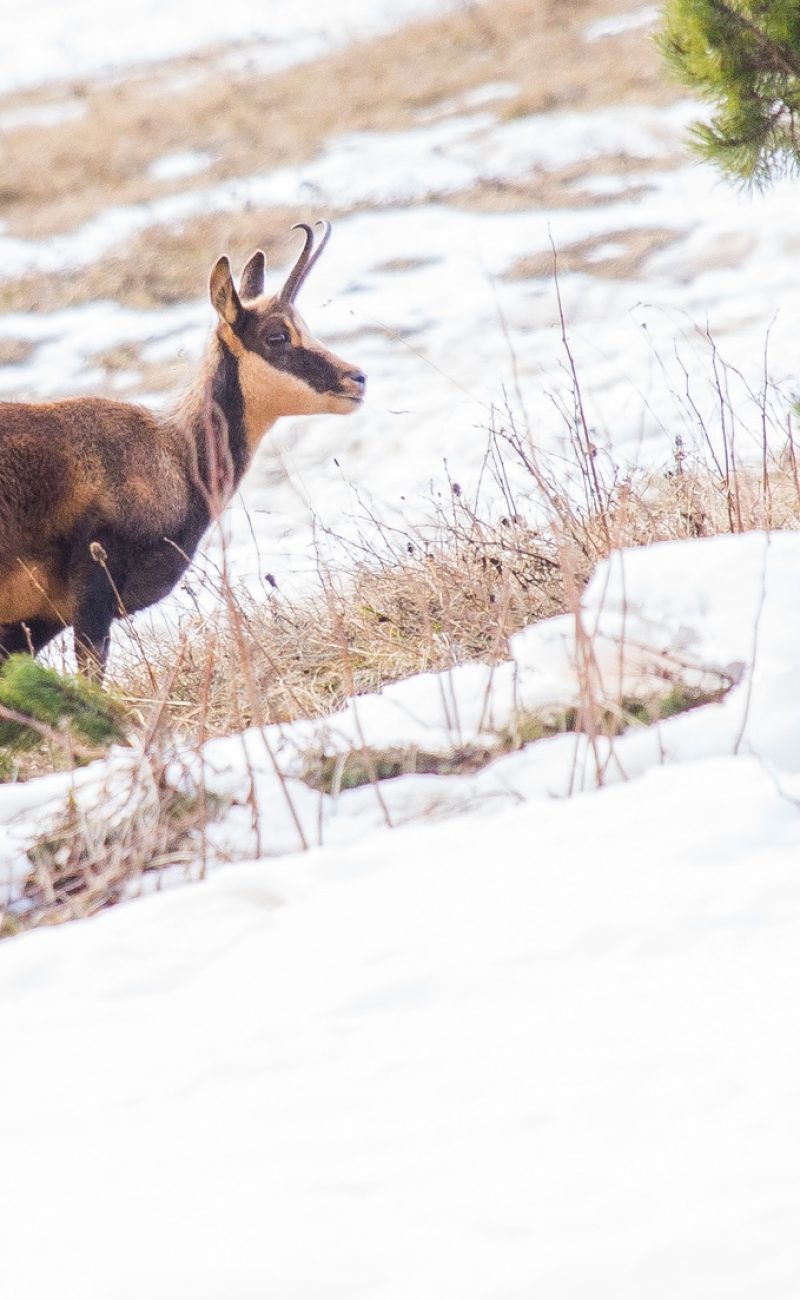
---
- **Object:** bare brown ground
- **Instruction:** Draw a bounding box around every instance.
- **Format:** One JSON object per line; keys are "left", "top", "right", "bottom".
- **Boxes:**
{"left": 456, "top": 150, "right": 676, "bottom": 214}
{"left": 505, "top": 225, "right": 681, "bottom": 280}
{"left": 90, "top": 341, "right": 192, "bottom": 398}
{"left": 0, "top": 207, "right": 311, "bottom": 313}
{"left": 0, "top": 338, "right": 34, "bottom": 366}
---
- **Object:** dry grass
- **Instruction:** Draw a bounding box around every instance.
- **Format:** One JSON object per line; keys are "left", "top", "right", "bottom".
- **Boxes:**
{"left": 11, "top": 758, "right": 206, "bottom": 933}
{"left": 453, "top": 166, "right": 657, "bottom": 216}
{"left": 505, "top": 225, "right": 681, "bottom": 281}
{"left": 89, "top": 339, "right": 192, "bottom": 399}
{"left": 106, "top": 411, "right": 800, "bottom": 746}
{"left": 115, "top": 510, "right": 571, "bottom": 737}
{"left": 0, "top": 338, "right": 35, "bottom": 366}
{"left": 0, "top": 170, "right": 676, "bottom": 317}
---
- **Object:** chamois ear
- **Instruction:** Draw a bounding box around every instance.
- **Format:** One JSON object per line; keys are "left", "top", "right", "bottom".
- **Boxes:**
{"left": 239, "top": 249, "right": 266, "bottom": 300}
{"left": 209, "top": 255, "right": 242, "bottom": 327}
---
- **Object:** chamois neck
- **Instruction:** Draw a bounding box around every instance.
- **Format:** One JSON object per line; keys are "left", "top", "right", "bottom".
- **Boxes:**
{"left": 173, "top": 334, "right": 278, "bottom": 510}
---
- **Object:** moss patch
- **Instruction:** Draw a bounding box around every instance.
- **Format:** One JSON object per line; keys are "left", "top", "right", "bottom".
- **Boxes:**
{"left": 0, "top": 655, "right": 126, "bottom": 770}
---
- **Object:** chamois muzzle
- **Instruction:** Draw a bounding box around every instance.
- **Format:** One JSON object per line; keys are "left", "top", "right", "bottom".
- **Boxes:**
{"left": 339, "top": 368, "right": 367, "bottom": 403}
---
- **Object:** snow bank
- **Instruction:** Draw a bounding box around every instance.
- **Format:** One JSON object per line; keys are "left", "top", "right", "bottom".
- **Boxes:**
{"left": 166, "top": 531, "right": 797, "bottom": 860}
{"left": 0, "top": 753, "right": 798, "bottom": 1298}
{"left": 3, "top": 530, "right": 798, "bottom": 874}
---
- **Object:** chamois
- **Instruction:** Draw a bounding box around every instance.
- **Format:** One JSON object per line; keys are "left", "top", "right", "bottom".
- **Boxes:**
{"left": 0, "top": 220, "right": 365, "bottom": 678}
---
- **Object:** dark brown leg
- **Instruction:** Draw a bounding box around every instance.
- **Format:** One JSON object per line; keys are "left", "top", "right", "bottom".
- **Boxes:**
{"left": 0, "top": 619, "right": 63, "bottom": 660}
{"left": 71, "top": 532, "right": 127, "bottom": 682}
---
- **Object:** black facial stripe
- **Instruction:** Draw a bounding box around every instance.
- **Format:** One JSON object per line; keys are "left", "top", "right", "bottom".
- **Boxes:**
{"left": 209, "top": 339, "right": 248, "bottom": 480}
{"left": 273, "top": 345, "right": 343, "bottom": 394}
{"left": 236, "top": 310, "right": 344, "bottom": 394}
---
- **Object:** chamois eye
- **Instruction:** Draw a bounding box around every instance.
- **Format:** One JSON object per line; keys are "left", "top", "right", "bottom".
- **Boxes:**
{"left": 265, "top": 329, "right": 289, "bottom": 347}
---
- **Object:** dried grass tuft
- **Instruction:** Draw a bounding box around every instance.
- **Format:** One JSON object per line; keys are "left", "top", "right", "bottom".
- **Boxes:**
{"left": 115, "top": 507, "right": 573, "bottom": 739}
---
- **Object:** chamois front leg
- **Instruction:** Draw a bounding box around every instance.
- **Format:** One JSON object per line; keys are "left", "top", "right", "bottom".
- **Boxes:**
{"left": 71, "top": 533, "right": 127, "bottom": 681}
{"left": 0, "top": 619, "right": 64, "bottom": 661}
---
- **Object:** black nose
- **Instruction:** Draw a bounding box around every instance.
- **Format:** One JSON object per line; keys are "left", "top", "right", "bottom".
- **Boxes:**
{"left": 347, "top": 369, "right": 367, "bottom": 389}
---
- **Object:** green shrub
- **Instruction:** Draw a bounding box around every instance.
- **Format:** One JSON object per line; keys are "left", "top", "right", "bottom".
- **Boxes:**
{"left": 0, "top": 655, "right": 125, "bottom": 754}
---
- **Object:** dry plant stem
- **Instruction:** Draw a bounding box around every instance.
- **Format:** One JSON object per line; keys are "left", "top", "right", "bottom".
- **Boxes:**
{"left": 476, "top": 569, "right": 515, "bottom": 733}
{"left": 317, "top": 557, "right": 392, "bottom": 830}
{"left": 20, "top": 753, "right": 202, "bottom": 925}
{"left": 207, "top": 403, "right": 307, "bottom": 854}
{"left": 6, "top": 414, "right": 798, "bottom": 933}
{"left": 222, "top": 570, "right": 301, "bottom": 853}
{"left": 787, "top": 415, "right": 800, "bottom": 503}
{"left": 225, "top": 566, "right": 309, "bottom": 853}
{"left": 140, "top": 641, "right": 186, "bottom": 752}
{"left": 0, "top": 701, "right": 84, "bottom": 756}
{"left": 552, "top": 523, "right": 619, "bottom": 793}
{"left": 760, "top": 330, "right": 773, "bottom": 527}
{"left": 550, "top": 239, "right": 610, "bottom": 547}
{"left": 733, "top": 531, "right": 770, "bottom": 756}
{"left": 109, "top": 415, "right": 800, "bottom": 752}
{"left": 489, "top": 273, "right": 527, "bottom": 432}
{"left": 16, "top": 559, "right": 69, "bottom": 633}
{"left": 571, "top": 599, "right": 622, "bottom": 793}
{"left": 719, "top": 351, "right": 743, "bottom": 532}
{"left": 195, "top": 633, "right": 216, "bottom": 879}
{"left": 667, "top": 341, "right": 726, "bottom": 483}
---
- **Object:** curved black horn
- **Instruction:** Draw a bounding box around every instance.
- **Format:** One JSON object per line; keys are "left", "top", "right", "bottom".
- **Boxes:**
{"left": 279, "top": 220, "right": 332, "bottom": 304}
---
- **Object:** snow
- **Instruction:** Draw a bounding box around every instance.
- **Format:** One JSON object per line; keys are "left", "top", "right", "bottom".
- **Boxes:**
{"left": 2, "top": 529, "right": 799, "bottom": 884}
{"left": 0, "top": 0, "right": 458, "bottom": 95}
{"left": 148, "top": 149, "right": 216, "bottom": 182}
{"left": 416, "top": 80, "right": 521, "bottom": 120}
{"left": 0, "top": 531, "right": 765, "bottom": 882}
{"left": 2, "top": 8, "right": 800, "bottom": 1292}
{"left": 585, "top": 5, "right": 660, "bottom": 42}
{"left": 1, "top": 664, "right": 800, "bottom": 1298}
{"left": 0, "top": 300, "right": 204, "bottom": 398}
{"left": 0, "top": 99, "right": 86, "bottom": 132}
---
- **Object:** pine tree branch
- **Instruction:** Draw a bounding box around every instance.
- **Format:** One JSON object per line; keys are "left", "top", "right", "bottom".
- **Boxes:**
{"left": 707, "top": 0, "right": 800, "bottom": 81}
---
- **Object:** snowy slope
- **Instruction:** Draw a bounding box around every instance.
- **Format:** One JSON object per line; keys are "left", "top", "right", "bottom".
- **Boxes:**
{"left": 1, "top": 532, "right": 799, "bottom": 1298}
{"left": 1, "top": 8, "right": 800, "bottom": 1293}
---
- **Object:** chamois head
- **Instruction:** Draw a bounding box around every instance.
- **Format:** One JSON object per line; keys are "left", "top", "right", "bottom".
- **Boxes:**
{"left": 209, "top": 220, "right": 366, "bottom": 420}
